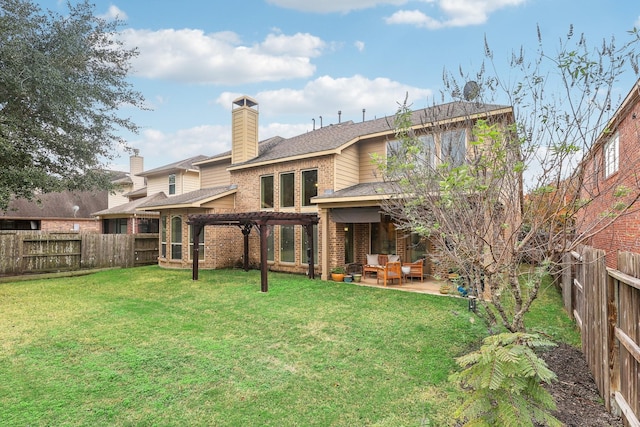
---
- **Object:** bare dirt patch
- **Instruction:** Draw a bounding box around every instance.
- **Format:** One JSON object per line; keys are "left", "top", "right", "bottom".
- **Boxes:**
{"left": 540, "top": 343, "right": 622, "bottom": 427}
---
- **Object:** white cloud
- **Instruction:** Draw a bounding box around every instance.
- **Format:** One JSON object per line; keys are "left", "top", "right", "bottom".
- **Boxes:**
{"left": 216, "top": 74, "right": 433, "bottom": 121}
{"left": 99, "top": 4, "right": 128, "bottom": 21}
{"left": 385, "top": 9, "right": 444, "bottom": 29}
{"left": 354, "top": 40, "right": 366, "bottom": 51}
{"left": 259, "top": 33, "right": 325, "bottom": 57}
{"left": 386, "top": 0, "right": 526, "bottom": 29}
{"left": 129, "top": 125, "right": 231, "bottom": 168}
{"left": 636, "top": 15, "right": 640, "bottom": 28}
{"left": 126, "top": 76, "right": 433, "bottom": 168}
{"left": 119, "top": 29, "right": 323, "bottom": 84}
{"left": 267, "top": 0, "right": 408, "bottom": 13}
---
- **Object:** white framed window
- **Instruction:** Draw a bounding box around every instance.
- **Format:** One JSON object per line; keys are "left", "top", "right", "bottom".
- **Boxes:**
{"left": 604, "top": 133, "right": 619, "bottom": 178}
{"left": 170, "top": 215, "right": 182, "bottom": 260}
{"left": 160, "top": 216, "right": 167, "bottom": 257}
{"left": 418, "top": 134, "right": 436, "bottom": 169}
{"left": 280, "top": 225, "right": 295, "bottom": 263}
{"left": 440, "top": 129, "right": 467, "bottom": 167}
{"left": 280, "top": 172, "right": 295, "bottom": 208}
{"left": 261, "top": 175, "right": 274, "bottom": 209}
{"left": 301, "top": 169, "right": 318, "bottom": 206}
{"left": 168, "top": 174, "right": 176, "bottom": 195}
{"left": 386, "top": 139, "right": 404, "bottom": 157}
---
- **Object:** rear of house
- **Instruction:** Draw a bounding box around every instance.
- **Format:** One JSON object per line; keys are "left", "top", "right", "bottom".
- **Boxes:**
{"left": 141, "top": 95, "right": 515, "bottom": 281}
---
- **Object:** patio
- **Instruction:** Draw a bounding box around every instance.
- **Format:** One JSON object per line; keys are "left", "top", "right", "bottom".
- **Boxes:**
{"left": 351, "top": 275, "right": 455, "bottom": 296}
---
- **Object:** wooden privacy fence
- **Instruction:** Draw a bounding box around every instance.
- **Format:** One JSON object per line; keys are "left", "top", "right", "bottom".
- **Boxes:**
{"left": 562, "top": 247, "right": 640, "bottom": 427}
{"left": 0, "top": 232, "right": 159, "bottom": 276}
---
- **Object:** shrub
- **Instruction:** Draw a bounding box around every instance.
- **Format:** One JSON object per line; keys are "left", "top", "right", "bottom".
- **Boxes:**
{"left": 449, "top": 332, "right": 561, "bottom": 427}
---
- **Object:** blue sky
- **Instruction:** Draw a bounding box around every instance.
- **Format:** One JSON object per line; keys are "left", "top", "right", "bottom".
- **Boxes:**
{"left": 43, "top": 0, "right": 640, "bottom": 172}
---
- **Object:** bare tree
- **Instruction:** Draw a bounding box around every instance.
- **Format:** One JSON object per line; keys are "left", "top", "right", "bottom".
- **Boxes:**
{"left": 380, "top": 26, "right": 640, "bottom": 332}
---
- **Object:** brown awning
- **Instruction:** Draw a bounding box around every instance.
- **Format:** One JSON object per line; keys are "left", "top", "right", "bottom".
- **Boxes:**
{"left": 331, "top": 207, "right": 380, "bottom": 223}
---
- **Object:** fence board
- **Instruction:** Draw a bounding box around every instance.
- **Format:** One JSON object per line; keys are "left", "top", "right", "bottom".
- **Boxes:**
{"left": 0, "top": 233, "right": 21, "bottom": 275}
{"left": 21, "top": 234, "right": 82, "bottom": 273}
{"left": 580, "top": 247, "right": 609, "bottom": 403}
{"left": 616, "top": 252, "right": 640, "bottom": 426}
{"left": 562, "top": 252, "right": 573, "bottom": 315}
{"left": 0, "top": 232, "right": 159, "bottom": 276}
{"left": 133, "top": 235, "right": 160, "bottom": 266}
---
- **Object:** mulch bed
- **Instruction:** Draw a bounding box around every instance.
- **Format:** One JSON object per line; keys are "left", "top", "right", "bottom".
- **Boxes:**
{"left": 540, "top": 343, "right": 623, "bottom": 426}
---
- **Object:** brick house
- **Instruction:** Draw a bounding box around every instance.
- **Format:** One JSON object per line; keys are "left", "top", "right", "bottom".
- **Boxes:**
{"left": 139, "top": 95, "right": 514, "bottom": 280}
{"left": 575, "top": 79, "right": 640, "bottom": 268}
{"left": 0, "top": 189, "right": 108, "bottom": 233}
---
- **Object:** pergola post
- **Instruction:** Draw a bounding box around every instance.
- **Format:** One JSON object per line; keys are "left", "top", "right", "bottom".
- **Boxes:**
{"left": 241, "top": 223, "right": 252, "bottom": 272}
{"left": 305, "top": 224, "right": 315, "bottom": 279}
{"left": 192, "top": 224, "right": 202, "bottom": 281}
{"left": 187, "top": 212, "right": 318, "bottom": 292}
{"left": 259, "top": 223, "right": 268, "bottom": 292}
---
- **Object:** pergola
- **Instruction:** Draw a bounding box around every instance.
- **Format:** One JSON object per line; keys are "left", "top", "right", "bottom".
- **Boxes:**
{"left": 187, "top": 211, "right": 319, "bottom": 292}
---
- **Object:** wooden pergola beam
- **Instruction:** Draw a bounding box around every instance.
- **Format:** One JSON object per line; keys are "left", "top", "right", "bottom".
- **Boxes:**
{"left": 187, "top": 212, "right": 319, "bottom": 292}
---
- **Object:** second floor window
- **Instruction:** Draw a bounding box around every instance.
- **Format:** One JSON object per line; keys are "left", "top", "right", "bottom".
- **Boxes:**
{"left": 441, "top": 129, "right": 466, "bottom": 167}
{"left": 418, "top": 134, "right": 436, "bottom": 169}
{"left": 280, "top": 172, "right": 294, "bottom": 208}
{"left": 261, "top": 175, "right": 274, "bottom": 209}
{"left": 604, "top": 133, "right": 619, "bottom": 178}
{"left": 302, "top": 169, "right": 318, "bottom": 206}
{"left": 168, "top": 174, "right": 176, "bottom": 195}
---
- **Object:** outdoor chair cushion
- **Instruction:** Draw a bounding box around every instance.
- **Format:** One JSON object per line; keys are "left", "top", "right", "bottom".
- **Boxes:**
{"left": 366, "top": 254, "right": 379, "bottom": 266}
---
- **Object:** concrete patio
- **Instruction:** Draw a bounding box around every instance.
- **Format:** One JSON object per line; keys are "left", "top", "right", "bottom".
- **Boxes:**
{"left": 349, "top": 274, "right": 460, "bottom": 297}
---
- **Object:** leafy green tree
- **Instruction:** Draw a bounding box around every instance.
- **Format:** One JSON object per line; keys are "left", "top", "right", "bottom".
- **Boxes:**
{"left": 0, "top": 0, "right": 145, "bottom": 211}
{"left": 380, "top": 26, "right": 640, "bottom": 333}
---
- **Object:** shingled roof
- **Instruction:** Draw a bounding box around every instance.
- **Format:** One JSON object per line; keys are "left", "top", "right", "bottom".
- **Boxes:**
{"left": 137, "top": 155, "right": 209, "bottom": 177}
{"left": 92, "top": 192, "right": 164, "bottom": 216}
{"left": 1, "top": 191, "right": 108, "bottom": 219}
{"left": 228, "top": 101, "right": 511, "bottom": 169}
{"left": 137, "top": 185, "right": 238, "bottom": 210}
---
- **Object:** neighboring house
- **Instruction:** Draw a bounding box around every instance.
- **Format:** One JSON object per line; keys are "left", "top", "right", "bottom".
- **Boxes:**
{"left": 138, "top": 154, "right": 208, "bottom": 197}
{"left": 139, "top": 95, "right": 514, "bottom": 280}
{"left": 576, "top": 79, "right": 640, "bottom": 268}
{"left": 92, "top": 193, "right": 163, "bottom": 234}
{"left": 92, "top": 151, "right": 161, "bottom": 234}
{"left": 0, "top": 190, "right": 109, "bottom": 233}
{"left": 107, "top": 150, "right": 146, "bottom": 208}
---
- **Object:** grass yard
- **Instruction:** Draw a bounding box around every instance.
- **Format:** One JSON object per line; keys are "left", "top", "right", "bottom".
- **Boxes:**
{"left": 0, "top": 266, "right": 578, "bottom": 426}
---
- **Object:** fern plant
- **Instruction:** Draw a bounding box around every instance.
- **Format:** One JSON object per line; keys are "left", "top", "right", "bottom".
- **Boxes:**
{"left": 449, "top": 332, "right": 561, "bottom": 427}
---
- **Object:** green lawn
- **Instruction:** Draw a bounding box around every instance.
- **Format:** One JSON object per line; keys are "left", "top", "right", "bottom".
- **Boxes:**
{"left": 0, "top": 266, "right": 578, "bottom": 426}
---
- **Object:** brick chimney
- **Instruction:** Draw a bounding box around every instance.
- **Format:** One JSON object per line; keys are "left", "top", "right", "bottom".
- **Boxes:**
{"left": 130, "top": 149, "right": 145, "bottom": 190}
{"left": 231, "top": 96, "right": 259, "bottom": 164}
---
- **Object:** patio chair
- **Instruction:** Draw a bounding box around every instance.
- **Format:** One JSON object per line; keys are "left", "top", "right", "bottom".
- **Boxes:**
{"left": 377, "top": 261, "right": 402, "bottom": 286}
{"left": 346, "top": 263, "right": 363, "bottom": 275}
{"left": 363, "top": 254, "right": 381, "bottom": 278}
{"left": 402, "top": 259, "right": 424, "bottom": 282}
